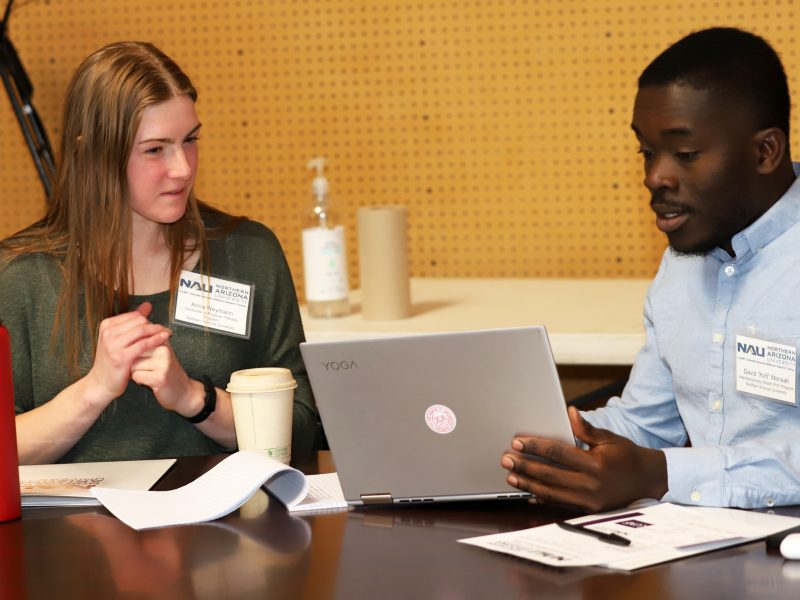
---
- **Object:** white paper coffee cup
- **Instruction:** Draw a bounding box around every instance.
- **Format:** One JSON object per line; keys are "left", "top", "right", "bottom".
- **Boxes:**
{"left": 227, "top": 368, "right": 297, "bottom": 464}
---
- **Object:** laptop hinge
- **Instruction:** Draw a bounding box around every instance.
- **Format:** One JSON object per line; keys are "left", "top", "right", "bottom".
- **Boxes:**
{"left": 360, "top": 493, "right": 393, "bottom": 505}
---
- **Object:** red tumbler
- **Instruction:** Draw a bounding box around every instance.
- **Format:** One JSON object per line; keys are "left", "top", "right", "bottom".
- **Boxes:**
{"left": 0, "top": 322, "right": 20, "bottom": 522}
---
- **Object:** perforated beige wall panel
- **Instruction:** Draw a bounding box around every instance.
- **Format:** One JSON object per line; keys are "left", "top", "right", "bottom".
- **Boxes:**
{"left": 1, "top": 1, "right": 798, "bottom": 298}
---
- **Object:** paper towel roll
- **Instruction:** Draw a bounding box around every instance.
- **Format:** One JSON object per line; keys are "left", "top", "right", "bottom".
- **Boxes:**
{"left": 358, "top": 205, "right": 411, "bottom": 320}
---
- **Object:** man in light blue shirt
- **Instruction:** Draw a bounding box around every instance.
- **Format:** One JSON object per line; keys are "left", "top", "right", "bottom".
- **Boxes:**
{"left": 502, "top": 27, "right": 800, "bottom": 511}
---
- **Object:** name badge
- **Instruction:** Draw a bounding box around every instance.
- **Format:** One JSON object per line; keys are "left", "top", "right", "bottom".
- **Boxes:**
{"left": 735, "top": 335, "right": 797, "bottom": 405}
{"left": 173, "top": 270, "right": 254, "bottom": 339}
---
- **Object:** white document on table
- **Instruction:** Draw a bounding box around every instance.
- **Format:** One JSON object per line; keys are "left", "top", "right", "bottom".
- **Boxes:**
{"left": 20, "top": 458, "right": 176, "bottom": 507}
{"left": 91, "top": 450, "right": 347, "bottom": 530}
{"left": 459, "top": 502, "right": 800, "bottom": 571}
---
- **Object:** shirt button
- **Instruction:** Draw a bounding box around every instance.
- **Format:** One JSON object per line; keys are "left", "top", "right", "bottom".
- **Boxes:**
{"left": 767, "top": 498, "right": 776, "bottom": 507}
{"left": 712, "top": 399, "right": 722, "bottom": 412}
{"left": 724, "top": 265, "right": 735, "bottom": 277}
{"left": 691, "top": 490, "right": 702, "bottom": 502}
{"left": 713, "top": 332, "right": 724, "bottom": 344}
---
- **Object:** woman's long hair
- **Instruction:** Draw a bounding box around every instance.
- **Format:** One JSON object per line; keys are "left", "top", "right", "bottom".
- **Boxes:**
{"left": 2, "top": 41, "right": 227, "bottom": 378}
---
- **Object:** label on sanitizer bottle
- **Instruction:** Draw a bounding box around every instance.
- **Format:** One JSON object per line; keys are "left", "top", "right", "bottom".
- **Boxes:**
{"left": 302, "top": 225, "right": 349, "bottom": 301}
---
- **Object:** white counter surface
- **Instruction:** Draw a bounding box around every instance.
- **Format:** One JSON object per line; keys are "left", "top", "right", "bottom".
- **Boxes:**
{"left": 301, "top": 277, "right": 651, "bottom": 365}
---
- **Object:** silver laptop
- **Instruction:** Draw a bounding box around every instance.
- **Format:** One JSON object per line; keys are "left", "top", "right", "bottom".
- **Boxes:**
{"left": 300, "top": 326, "right": 574, "bottom": 505}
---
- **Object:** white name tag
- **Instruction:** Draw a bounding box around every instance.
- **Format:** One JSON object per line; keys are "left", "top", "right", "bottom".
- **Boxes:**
{"left": 735, "top": 335, "right": 797, "bottom": 405}
{"left": 173, "top": 270, "right": 254, "bottom": 339}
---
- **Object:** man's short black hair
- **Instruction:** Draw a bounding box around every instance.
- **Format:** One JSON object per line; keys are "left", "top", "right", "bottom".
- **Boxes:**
{"left": 639, "top": 27, "right": 790, "bottom": 141}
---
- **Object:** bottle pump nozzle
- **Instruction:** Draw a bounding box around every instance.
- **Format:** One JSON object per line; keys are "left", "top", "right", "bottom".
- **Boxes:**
{"left": 307, "top": 157, "right": 329, "bottom": 199}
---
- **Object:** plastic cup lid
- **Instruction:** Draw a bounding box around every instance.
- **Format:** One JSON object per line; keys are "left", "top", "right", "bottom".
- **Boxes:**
{"left": 226, "top": 367, "right": 298, "bottom": 393}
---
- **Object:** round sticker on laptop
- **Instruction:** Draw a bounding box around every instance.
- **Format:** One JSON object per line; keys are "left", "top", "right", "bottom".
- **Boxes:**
{"left": 425, "top": 404, "right": 457, "bottom": 434}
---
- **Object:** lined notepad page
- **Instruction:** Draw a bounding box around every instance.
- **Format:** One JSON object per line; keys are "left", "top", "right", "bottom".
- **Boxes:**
{"left": 289, "top": 473, "right": 347, "bottom": 512}
{"left": 91, "top": 451, "right": 348, "bottom": 529}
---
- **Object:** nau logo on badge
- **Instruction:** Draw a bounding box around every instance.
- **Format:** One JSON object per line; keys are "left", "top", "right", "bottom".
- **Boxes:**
{"left": 737, "top": 341, "right": 765, "bottom": 357}
{"left": 179, "top": 277, "right": 213, "bottom": 293}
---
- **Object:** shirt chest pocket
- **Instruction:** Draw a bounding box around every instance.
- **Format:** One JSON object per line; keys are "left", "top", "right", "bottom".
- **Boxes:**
{"left": 655, "top": 329, "right": 713, "bottom": 404}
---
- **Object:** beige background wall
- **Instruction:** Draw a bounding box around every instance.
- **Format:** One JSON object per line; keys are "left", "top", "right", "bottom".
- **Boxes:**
{"left": 1, "top": 0, "right": 798, "bottom": 300}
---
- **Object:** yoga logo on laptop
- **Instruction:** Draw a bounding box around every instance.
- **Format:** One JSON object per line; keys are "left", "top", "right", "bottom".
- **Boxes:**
{"left": 425, "top": 404, "right": 457, "bottom": 434}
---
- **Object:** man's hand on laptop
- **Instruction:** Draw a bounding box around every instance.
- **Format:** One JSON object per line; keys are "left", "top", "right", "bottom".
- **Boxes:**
{"left": 500, "top": 407, "right": 668, "bottom": 513}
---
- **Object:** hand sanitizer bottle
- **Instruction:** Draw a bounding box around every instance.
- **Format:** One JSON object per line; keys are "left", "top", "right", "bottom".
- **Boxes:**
{"left": 302, "top": 157, "right": 350, "bottom": 318}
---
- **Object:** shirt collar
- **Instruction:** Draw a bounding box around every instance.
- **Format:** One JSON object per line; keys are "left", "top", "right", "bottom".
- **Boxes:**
{"left": 717, "top": 163, "right": 800, "bottom": 262}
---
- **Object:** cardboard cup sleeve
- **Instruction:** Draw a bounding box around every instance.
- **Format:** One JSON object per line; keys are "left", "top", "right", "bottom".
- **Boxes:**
{"left": 357, "top": 205, "right": 411, "bottom": 320}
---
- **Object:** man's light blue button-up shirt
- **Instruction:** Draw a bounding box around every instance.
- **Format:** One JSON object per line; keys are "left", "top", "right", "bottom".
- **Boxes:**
{"left": 584, "top": 168, "right": 800, "bottom": 508}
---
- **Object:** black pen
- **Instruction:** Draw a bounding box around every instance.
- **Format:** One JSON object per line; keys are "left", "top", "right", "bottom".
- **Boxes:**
{"left": 557, "top": 521, "right": 631, "bottom": 546}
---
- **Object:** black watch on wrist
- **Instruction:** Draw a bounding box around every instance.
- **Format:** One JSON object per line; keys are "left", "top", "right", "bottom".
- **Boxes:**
{"left": 183, "top": 375, "right": 217, "bottom": 424}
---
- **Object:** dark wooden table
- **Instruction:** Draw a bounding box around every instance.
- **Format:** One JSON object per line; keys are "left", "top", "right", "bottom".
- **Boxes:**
{"left": 2, "top": 452, "right": 800, "bottom": 599}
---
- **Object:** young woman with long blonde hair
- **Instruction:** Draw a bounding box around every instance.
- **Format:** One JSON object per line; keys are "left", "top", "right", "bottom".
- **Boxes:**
{"left": 0, "top": 41, "right": 321, "bottom": 463}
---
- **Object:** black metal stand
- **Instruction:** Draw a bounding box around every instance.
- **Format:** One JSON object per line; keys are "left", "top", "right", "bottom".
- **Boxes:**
{"left": 1, "top": 0, "right": 55, "bottom": 198}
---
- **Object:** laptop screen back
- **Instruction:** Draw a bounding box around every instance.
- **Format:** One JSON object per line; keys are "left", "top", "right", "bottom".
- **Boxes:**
{"left": 300, "top": 327, "right": 573, "bottom": 505}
